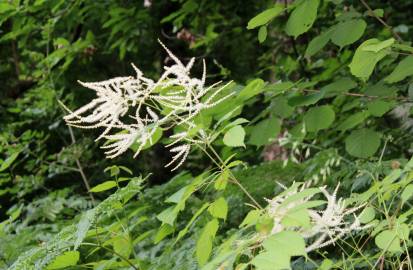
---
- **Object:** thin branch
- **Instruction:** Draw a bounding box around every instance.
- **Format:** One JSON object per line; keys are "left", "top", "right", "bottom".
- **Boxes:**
{"left": 360, "top": 0, "right": 402, "bottom": 42}
{"left": 300, "top": 88, "right": 410, "bottom": 101}
{"left": 68, "top": 126, "right": 95, "bottom": 204}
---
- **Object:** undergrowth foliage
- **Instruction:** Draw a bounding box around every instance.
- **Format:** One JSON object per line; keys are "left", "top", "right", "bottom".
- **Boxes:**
{"left": 2, "top": 0, "right": 413, "bottom": 269}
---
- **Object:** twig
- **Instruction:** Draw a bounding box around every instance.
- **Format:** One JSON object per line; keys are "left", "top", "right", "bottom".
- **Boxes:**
{"left": 360, "top": 0, "right": 402, "bottom": 42}
{"left": 300, "top": 88, "right": 410, "bottom": 101}
{"left": 68, "top": 126, "right": 95, "bottom": 204}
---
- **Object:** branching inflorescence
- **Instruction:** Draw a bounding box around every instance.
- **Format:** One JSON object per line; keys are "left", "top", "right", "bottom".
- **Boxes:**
{"left": 265, "top": 182, "right": 369, "bottom": 252}
{"left": 62, "top": 40, "right": 234, "bottom": 170}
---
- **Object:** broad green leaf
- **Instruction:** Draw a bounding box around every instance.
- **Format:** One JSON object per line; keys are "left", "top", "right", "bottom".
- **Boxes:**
{"left": 258, "top": 26, "right": 267, "bottom": 43}
{"left": 281, "top": 208, "right": 310, "bottom": 228}
{"left": 113, "top": 234, "right": 132, "bottom": 259}
{"left": 156, "top": 206, "right": 178, "bottom": 225}
{"left": 303, "top": 105, "right": 335, "bottom": 132}
{"left": 318, "top": 259, "right": 334, "bottom": 270}
{"left": 331, "top": 19, "right": 366, "bottom": 48}
{"left": 250, "top": 251, "right": 290, "bottom": 270}
{"left": 240, "top": 209, "right": 261, "bottom": 228}
{"left": 130, "top": 127, "right": 162, "bottom": 152}
{"left": 305, "top": 29, "right": 333, "bottom": 57}
{"left": 90, "top": 181, "right": 117, "bottom": 192}
{"left": 362, "top": 38, "right": 395, "bottom": 53}
{"left": 321, "top": 77, "right": 357, "bottom": 97}
{"left": 247, "top": 5, "right": 284, "bottom": 29}
{"left": 208, "top": 197, "right": 228, "bottom": 220}
{"left": 358, "top": 206, "right": 375, "bottom": 224}
{"left": 263, "top": 231, "right": 306, "bottom": 256}
{"left": 349, "top": 39, "right": 390, "bottom": 81}
{"left": 46, "top": 251, "right": 79, "bottom": 270}
{"left": 272, "top": 97, "right": 294, "bottom": 118}
{"left": 345, "top": 128, "right": 381, "bottom": 158}
{"left": 223, "top": 125, "right": 245, "bottom": 147}
{"left": 384, "top": 55, "right": 413, "bottom": 83}
{"left": 238, "top": 79, "right": 265, "bottom": 100}
{"left": 337, "top": 111, "right": 369, "bottom": 131}
{"left": 401, "top": 184, "right": 413, "bottom": 205}
{"left": 0, "top": 3, "right": 15, "bottom": 13}
{"left": 0, "top": 151, "right": 20, "bottom": 172}
{"left": 288, "top": 92, "right": 323, "bottom": 107}
{"left": 267, "top": 81, "right": 294, "bottom": 93}
{"left": 249, "top": 118, "right": 281, "bottom": 147}
{"left": 196, "top": 219, "right": 219, "bottom": 266}
{"left": 375, "top": 230, "right": 402, "bottom": 252}
{"left": 285, "top": 0, "right": 320, "bottom": 38}
{"left": 367, "top": 100, "right": 391, "bottom": 117}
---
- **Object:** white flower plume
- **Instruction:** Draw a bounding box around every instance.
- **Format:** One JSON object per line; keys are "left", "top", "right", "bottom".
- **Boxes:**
{"left": 265, "top": 182, "right": 369, "bottom": 252}
{"left": 62, "top": 40, "right": 234, "bottom": 170}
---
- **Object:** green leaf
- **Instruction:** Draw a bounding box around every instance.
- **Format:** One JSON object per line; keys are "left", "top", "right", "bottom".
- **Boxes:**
{"left": 285, "top": 0, "right": 320, "bottom": 38}
{"left": 367, "top": 100, "right": 391, "bottom": 117}
{"left": 305, "top": 29, "right": 333, "bottom": 57}
{"left": 0, "top": 151, "right": 20, "bottom": 172}
{"left": 349, "top": 39, "right": 390, "bottom": 81}
{"left": 331, "top": 19, "right": 366, "bottom": 48}
{"left": 208, "top": 197, "right": 228, "bottom": 220}
{"left": 196, "top": 219, "right": 219, "bottom": 266}
{"left": 156, "top": 206, "right": 178, "bottom": 225}
{"left": 249, "top": 118, "right": 281, "bottom": 147}
{"left": 90, "top": 181, "right": 117, "bottom": 192}
{"left": 401, "top": 184, "right": 413, "bottom": 205}
{"left": 281, "top": 209, "right": 311, "bottom": 228}
{"left": 318, "top": 259, "right": 334, "bottom": 270}
{"left": 46, "top": 251, "right": 79, "bottom": 270}
{"left": 345, "top": 128, "right": 381, "bottom": 158}
{"left": 375, "top": 230, "right": 402, "bottom": 253}
{"left": 251, "top": 251, "right": 290, "bottom": 270}
{"left": 303, "top": 105, "right": 335, "bottom": 132}
{"left": 337, "top": 111, "right": 369, "bottom": 131}
{"left": 258, "top": 26, "right": 267, "bottom": 43}
{"left": 362, "top": 38, "right": 395, "bottom": 53}
{"left": 223, "top": 125, "right": 246, "bottom": 147}
{"left": 113, "top": 234, "right": 132, "bottom": 259}
{"left": 238, "top": 79, "right": 266, "bottom": 101}
{"left": 263, "top": 231, "right": 306, "bottom": 256}
{"left": 247, "top": 5, "right": 284, "bottom": 29}
{"left": 321, "top": 77, "right": 357, "bottom": 97}
{"left": 358, "top": 206, "right": 375, "bottom": 224}
{"left": 240, "top": 209, "right": 261, "bottom": 228}
{"left": 288, "top": 92, "right": 323, "bottom": 107}
{"left": 385, "top": 55, "right": 413, "bottom": 83}
{"left": 154, "top": 224, "right": 175, "bottom": 244}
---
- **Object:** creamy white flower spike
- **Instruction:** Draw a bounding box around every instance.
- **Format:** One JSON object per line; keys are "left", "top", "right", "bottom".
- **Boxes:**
{"left": 265, "top": 182, "right": 369, "bottom": 252}
{"left": 63, "top": 40, "right": 233, "bottom": 170}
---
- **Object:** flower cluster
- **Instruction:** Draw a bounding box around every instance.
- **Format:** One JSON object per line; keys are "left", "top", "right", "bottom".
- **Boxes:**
{"left": 265, "top": 182, "right": 369, "bottom": 252}
{"left": 62, "top": 40, "right": 233, "bottom": 170}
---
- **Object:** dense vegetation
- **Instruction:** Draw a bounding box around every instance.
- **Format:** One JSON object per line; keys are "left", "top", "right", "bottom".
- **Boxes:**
{"left": 2, "top": 0, "right": 413, "bottom": 269}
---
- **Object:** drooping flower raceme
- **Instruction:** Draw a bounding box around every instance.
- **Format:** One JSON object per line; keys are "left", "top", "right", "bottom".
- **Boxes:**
{"left": 265, "top": 182, "right": 369, "bottom": 252}
{"left": 62, "top": 40, "right": 234, "bottom": 170}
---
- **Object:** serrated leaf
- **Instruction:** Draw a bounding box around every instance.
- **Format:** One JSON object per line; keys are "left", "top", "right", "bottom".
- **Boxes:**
{"left": 303, "top": 105, "right": 335, "bottom": 132}
{"left": 384, "top": 55, "right": 413, "bottom": 83}
{"left": 238, "top": 79, "right": 266, "bottom": 101}
{"left": 285, "top": 0, "right": 320, "bottom": 38}
{"left": 345, "top": 128, "right": 381, "bottom": 158}
{"left": 247, "top": 5, "right": 284, "bottom": 29}
{"left": 331, "top": 19, "right": 366, "bottom": 48}
{"left": 288, "top": 92, "right": 323, "bottom": 107}
{"left": 0, "top": 151, "right": 20, "bottom": 172}
{"left": 321, "top": 77, "right": 357, "bottom": 97}
{"left": 223, "top": 125, "right": 245, "bottom": 147}
{"left": 362, "top": 38, "right": 395, "bottom": 53}
{"left": 337, "top": 111, "right": 369, "bottom": 131}
{"left": 249, "top": 118, "right": 281, "bottom": 147}
{"left": 281, "top": 209, "right": 311, "bottom": 228}
{"left": 263, "top": 231, "right": 306, "bottom": 256}
{"left": 90, "top": 181, "right": 117, "bottom": 192}
{"left": 240, "top": 210, "right": 261, "bottom": 228}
